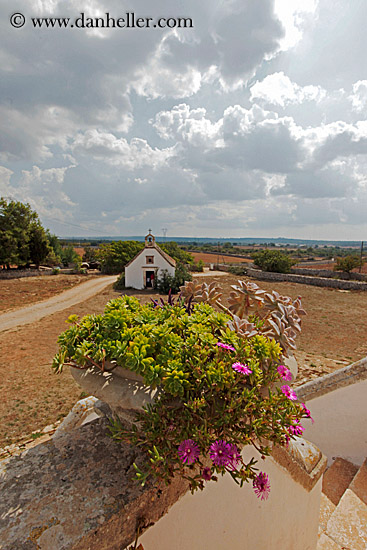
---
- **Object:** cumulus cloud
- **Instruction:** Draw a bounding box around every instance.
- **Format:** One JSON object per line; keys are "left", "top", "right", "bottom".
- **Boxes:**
{"left": 349, "top": 80, "right": 367, "bottom": 112}
{"left": 71, "top": 130, "right": 175, "bottom": 169}
{"left": 1, "top": 0, "right": 366, "bottom": 239}
{"left": 250, "top": 72, "right": 326, "bottom": 107}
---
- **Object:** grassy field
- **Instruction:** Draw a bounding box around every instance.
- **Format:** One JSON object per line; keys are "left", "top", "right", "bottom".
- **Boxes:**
{"left": 0, "top": 273, "right": 366, "bottom": 449}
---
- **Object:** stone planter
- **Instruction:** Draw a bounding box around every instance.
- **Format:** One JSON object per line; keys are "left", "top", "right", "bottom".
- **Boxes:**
{"left": 71, "top": 353, "right": 298, "bottom": 425}
{"left": 70, "top": 365, "right": 162, "bottom": 424}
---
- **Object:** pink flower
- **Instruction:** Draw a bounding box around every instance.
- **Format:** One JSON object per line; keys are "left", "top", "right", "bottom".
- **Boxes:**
{"left": 288, "top": 423, "right": 304, "bottom": 437}
{"left": 209, "top": 440, "right": 232, "bottom": 467}
{"left": 253, "top": 472, "right": 271, "bottom": 500}
{"left": 216, "top": 342, "right": 235, "bottom": 352}
{"left": 232, "top": 362, "right": 252, "bottom": 375}
{"left": 202, "top": 467, "right": 212, "bottom": 481}
{"left": 281, "top": 385, "right": 297, "bottom": 401}
{"left": 277, "top": 365, "right": 292, "bottom": 381}
{"left": 301, "top": 403, "right": 314, "bottom": 424}
{"left": 227, "top": 443, "right": 241, "bottom": 470}
{"left": 178, "top": 439, "right": 200, "bottom": 465}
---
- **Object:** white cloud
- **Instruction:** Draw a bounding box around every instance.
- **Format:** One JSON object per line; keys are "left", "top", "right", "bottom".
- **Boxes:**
{"left": 349, "top": 80, "right": 367, "bottom": 112}
{"left": 273, "top": 0, "right": 319, "bottom": 51}
{"left": 71, "top": 130, "right": 175, "bottom": 170}
{"left": 250, "top": 72, "right": 326, "bottom": 107}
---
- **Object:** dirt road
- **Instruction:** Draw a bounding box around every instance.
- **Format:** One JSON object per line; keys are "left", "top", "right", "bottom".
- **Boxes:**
{"left": 0, "top": 275, "right": 117, "bottom": 332}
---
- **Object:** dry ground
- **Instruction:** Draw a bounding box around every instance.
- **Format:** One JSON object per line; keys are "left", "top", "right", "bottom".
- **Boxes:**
{"left": 0, "top": 274, "right": 98, "bottom": 314}
{"left": 1, "top": 273, "right": 366, "bottom": 449}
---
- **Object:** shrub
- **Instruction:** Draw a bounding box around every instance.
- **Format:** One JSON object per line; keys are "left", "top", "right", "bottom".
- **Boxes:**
{"left": 228, "top": 265, "right": 248, "bottom": 275}
{"left": 252, "top": 250, "right": 294, "bottom": 273}
{"left": 156, "top": 263, "right": 192, "bottom": 294}
{"left": 334, "top": 255, "right": 362, "bottom": 274}
{"left": 113, "top": 273, "right": 125, "bottom": 290}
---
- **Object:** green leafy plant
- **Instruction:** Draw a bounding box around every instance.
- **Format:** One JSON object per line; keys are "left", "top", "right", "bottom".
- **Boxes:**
{"left": 113, "top": 273, "right": 126, "bottom": 290}
{"left": 156, "top": 263, "right": 192, "bottom": 294}
{"left": 252, "top": 249, "right": 294, "bottom": 273}
{"left": 53, "top": 279, "right": 310, "bottom": 498}
{"left": 334, "top": 255, "right": 362, "bottom": 274}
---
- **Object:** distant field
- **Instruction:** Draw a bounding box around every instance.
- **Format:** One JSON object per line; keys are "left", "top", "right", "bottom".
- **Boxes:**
{"left": 191, "top": 252, "right": 251, "bottom": 264}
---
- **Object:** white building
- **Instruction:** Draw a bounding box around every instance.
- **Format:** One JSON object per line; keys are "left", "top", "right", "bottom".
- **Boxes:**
{"left": 124, "top": 231, "right": 176, "bottom": 290}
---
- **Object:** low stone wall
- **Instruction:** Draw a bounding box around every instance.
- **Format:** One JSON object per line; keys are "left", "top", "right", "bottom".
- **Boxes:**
{"left": 0, "top": 417, "right": 188, "bottom": 550}
{"left": 0, "top": 269, "right": 54, "bottom": 280}
{"left": 246, "top": 267, "right": 367, "bottom": 290}
{"left": 0, "top": 409, "right": 326, "bottom": 550}
{"left": 291, "top": 267, "right": 367, "bottom": 282}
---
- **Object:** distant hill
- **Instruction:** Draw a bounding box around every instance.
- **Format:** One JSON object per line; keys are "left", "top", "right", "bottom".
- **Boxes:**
{"left": 60, "top": 236, "right": 363, "bottom": 247}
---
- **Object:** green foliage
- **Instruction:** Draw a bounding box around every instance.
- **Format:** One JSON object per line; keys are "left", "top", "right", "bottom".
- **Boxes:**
{"left": 61, "top": 245, "right": 81, "bottom": 268}
{"left": 96, "top": 240, "right": 144, "bottom": 274}
{"left": 113, "top": 273, "right": 126, "bottom": 290}
{"left": 54, "top": 295, "right": 308, "bottom": 493}
{"left": 227, "top": 265, "right": 248, "bottom": 275}
{"left": 190, "top": 259, "right": 205, "bottom": 272}
{"left": 82, "top": 246, "right": 98, "bottom": 263}
{"left": 160, "top": 241, "right": 194, "bottom": 265}
{"left": 0, "top": 198, "right": 52, "bottom": 268}
{"left": 334, "top": 255, "right": 362, "bottom": 274}
{"left": 156, "top": 263, "right": 192, "bottom": 294}
{"left": 28, "top": 222, "right": 50, "bottom": 267}
{"left": 252, "top": 249, "right": 294, "bottom": 273}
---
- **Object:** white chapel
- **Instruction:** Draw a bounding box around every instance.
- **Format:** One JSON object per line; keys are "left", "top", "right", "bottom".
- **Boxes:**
{"left": 124, "top": 230, "right": 176, "bottom": 290}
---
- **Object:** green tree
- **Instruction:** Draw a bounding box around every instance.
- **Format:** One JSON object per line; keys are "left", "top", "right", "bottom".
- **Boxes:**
{"left": 0, "top": 198, "right": 51, "bottom": 269}
{"left": 96, "top": 241, "right": 144, "bottom": 274}
{"left": 334, "top": 255, "right": 362, "bottom": 274}
{"left": 252, "top": 249, "right": 294, "bottom": 273}
{"left": 61, "top": 245, "right": 82, "bottom": 268}
{"left": 28, "top": 222, "right": 51, "bottom": 268}
{"left": 160, "top": 241, "right": 194, "bottom": 265}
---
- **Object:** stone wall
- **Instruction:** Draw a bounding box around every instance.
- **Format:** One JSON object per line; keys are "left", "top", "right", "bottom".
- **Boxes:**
{"left": 0, "top": 413, "right": 326, "bottom": 550}
{"left": 0, "top": 269, "right": 54, "bottom": 280}
{"left": 245, "top": 267, "right": 367, "bottom": 291}
{"left": 0, "top": 417, "right": 188, "bottom": 550}
{"left": 291, "top": 267, "right": 367, "bottom": 282}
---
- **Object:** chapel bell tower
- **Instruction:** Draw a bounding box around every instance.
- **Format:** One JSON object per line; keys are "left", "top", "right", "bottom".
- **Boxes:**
{"left": 145, "top": 229, "right": 155, "bottom": 248}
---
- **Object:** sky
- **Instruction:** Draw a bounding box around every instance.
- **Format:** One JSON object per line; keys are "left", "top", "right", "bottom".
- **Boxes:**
{"left": 1, "top": 0, "right": 366, "bottom": 240}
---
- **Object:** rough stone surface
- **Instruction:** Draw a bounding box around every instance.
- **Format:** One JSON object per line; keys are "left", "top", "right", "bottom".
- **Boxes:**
{"left": 317, "top": 533, "right": 341, "bottom": 550}
{"left": 53, "top": 396, "right": 99, "bottom": 439}
{"left": 322, "top": 457, "right": 359, "bottom": 506}
{"left": 326, "top": 489, "right": 367, "bottom": 550}
{"left": 0, "top": 417, "right": 187, "bottom": 550}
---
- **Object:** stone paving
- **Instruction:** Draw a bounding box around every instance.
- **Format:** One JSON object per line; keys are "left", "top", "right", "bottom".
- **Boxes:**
{"left": 318, "top": 457, "right": 367, "bottom": 549}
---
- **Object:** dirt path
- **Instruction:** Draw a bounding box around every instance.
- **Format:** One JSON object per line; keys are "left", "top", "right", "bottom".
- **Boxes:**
{"left": 0, "top": 275, "right": 117, "bottom": 332}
